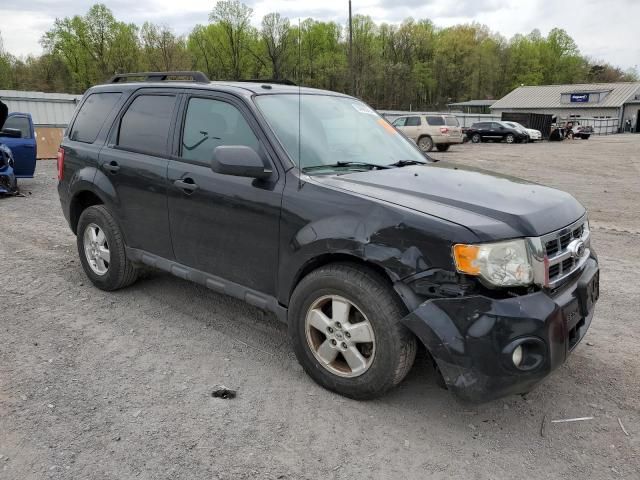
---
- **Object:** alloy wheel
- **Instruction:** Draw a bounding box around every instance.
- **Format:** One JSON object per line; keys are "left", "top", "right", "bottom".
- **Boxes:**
{"left": 83, "top": 223, "right": 110, "bottom": 275}
{"left": 418, "top": 137, "right": 433, "bottom": 152}
{"left": 305, "top": 295, "right": 376, "bottom": 378}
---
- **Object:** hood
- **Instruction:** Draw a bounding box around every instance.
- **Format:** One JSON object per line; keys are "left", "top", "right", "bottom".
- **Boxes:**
{"left": 0, "top": 100, "right": 7, "bottom": 130}
{"left": 312, "top": 163, "right": 585, "bottom": 241}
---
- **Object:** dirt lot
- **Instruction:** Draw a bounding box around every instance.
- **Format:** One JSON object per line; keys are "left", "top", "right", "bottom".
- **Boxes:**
{"left": 1, "top": 135, "right": 639, "bottom": 479}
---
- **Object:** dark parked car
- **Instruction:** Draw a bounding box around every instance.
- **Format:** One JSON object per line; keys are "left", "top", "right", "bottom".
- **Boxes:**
{"left": 58, "top": 72, "right": 599, "bottom": 402}
{"left": 466, "top": 121, "right": 529, "bottom": 144}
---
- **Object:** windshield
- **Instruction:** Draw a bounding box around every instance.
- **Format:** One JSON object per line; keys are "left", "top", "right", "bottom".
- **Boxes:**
{"left": 255, "top": 94, "right": 426, "bottom": 171}
{"left": 505, "top": 121, "right": 524, "bottom": 130}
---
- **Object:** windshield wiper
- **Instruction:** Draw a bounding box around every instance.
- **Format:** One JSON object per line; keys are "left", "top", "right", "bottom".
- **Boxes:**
{"left": 302, "top": 161, "right": 392, "bottom": 172}
{"left": 388, "top": 159, "right": 428, "bottom": 167}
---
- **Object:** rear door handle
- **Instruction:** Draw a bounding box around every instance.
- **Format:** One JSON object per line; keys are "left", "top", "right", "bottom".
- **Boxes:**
{"left": 174, "top": 178, "right": 199, "bottom": 194}
{"left": 104, "top": 161, "right": 120, "bottom": 174}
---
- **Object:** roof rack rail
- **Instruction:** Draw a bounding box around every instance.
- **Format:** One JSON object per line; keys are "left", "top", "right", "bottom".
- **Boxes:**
{"left": 108, "top": 71, "right": 210, "bottom": 84}
{"left": 238, "top": 79, "right": 297, "bottom": 86}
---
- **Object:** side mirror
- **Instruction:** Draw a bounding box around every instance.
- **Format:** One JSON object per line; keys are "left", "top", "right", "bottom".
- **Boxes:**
{"left": 0, "top": 128, "right": 22, "bottom": 138}
{"left": 211, "top": 145, "right": 271, "bottom": 179}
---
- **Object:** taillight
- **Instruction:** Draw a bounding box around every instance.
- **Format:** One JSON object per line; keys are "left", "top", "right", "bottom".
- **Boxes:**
{"left": 440, "top": 127, "right": 449, "bottom": 134}
{"left": 57, "top": 147, "right": 65, "bottom": 180}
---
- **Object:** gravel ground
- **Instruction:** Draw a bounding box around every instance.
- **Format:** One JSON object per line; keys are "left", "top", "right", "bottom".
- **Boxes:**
{"left": 1, "top": 134, "right": 639, "bottom": 479}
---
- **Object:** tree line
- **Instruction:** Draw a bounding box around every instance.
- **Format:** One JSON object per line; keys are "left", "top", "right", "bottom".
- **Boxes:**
{"left": 0, "top": 1, "right": 636, "bottom": 110}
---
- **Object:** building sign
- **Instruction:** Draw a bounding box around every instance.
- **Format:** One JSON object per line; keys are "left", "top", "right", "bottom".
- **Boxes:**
{"left": 570, "top": 93, "right": 590, "bottom": 103}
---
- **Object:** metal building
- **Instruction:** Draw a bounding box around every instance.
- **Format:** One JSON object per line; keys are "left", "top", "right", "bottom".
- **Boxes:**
{"left": 0, "top": 90, "right": 82, "bottom": 158}
{"left": 490, "top": 82, "right": 640, "bottom": 134}
{"left": 447, "top": 99, "right": 495, "bottom": 114}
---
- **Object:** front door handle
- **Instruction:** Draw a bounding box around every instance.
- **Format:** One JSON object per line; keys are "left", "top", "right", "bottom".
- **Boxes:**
{"left": 174, "top": 178, "right": 199, "bottom": 194}
{"left": 104, "top": 161, "right": 120, "bottom": 174}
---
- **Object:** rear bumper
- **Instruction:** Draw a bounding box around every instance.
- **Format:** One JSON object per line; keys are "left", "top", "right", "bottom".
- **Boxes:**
{"left": 435, "top": 136, "right": 464, "bottom": 145}
{"left": 57, "top": 181, "right": 72, "bottom": 228}
{"left": 402, "top": 257, "right": 599, "bottom": 402}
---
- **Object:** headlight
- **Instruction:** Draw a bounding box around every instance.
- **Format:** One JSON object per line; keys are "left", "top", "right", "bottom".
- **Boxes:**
{"left": 453, "top": 239, "right": 533, "bottom": 287}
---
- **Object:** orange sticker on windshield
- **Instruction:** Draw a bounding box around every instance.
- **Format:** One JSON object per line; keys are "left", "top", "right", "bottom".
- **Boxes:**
{"left": 378, "top": 118, "right": 398, "bottom": 135}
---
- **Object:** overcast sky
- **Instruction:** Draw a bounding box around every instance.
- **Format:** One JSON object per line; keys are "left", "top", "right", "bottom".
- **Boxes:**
{"left": 1, "top": 0, "right": 637, "bottom": 72}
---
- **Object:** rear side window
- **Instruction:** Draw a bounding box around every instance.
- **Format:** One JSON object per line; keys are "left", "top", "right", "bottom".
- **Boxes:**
{"left": 392, "top": 117, "right": 406, "bottom": 127}
{"left": 70, "top": 92, "right": 121, "bottom": 143}
{"left": 181, "top": 97, "right": 259, "bottom": 163}
{"left": 425, "top": 116, "right": 445, "bottom": 126}
{"left": 405, "top": 116, "right": 421, "bottom": 126}
{"left": 445, "top": 116, "right": 459, "bottom": 127}
{"left": 3, "top": 116, "right": 31, "bottom": 138}
{"left": 118, "top": 95, "right": 176, "bottom": 155}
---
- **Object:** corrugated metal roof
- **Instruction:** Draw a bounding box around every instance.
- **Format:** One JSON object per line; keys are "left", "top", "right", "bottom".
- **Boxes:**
{"left": 448, "top": 100, "right": 495, "bottom": 107}
{"left": 491, "top": 82, "right": 640, "bottom": 110}
{"left": 0, "top": 90, "right": 82, "bottom": 126}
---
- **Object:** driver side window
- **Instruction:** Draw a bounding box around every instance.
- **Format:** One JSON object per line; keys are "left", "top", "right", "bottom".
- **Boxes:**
{"left": 181, "top": 97, "right": 259, "bottom": 163}
{"left": 392, "top": 117, "right": 406, "bottom": 127}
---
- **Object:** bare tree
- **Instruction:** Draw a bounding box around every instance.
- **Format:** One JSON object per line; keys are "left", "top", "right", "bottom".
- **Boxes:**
{"left": 209, "top": 0, "right": 253, "bottom": 79}
{"left": 260, "top": 13, "right": 291, "bottom": 79}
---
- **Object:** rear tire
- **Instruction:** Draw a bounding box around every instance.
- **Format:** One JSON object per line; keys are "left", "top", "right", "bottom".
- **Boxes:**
{"left": 436, "top": 144, "right": 450, "bottom": 152}
{"left": 417, "top": 136, "right": 434, "bottom": 152}
{"left": 288, "top": 263, "right": 417, "bottom": 399}
{"left": 77, "top": 205, "right": 138, "bottom": 291}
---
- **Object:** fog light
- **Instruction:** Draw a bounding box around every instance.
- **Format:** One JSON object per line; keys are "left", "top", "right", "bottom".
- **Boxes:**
{"left": 512, "top": 345, "right": 523, "bottom": 367}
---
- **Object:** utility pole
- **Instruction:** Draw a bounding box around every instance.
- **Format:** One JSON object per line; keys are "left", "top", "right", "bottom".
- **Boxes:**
{"left": 349, "top": 0, "right": 354, "bottom": 96}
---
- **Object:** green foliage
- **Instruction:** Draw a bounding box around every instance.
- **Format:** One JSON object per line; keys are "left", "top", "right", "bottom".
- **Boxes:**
{"left": 0, "top": 3, "right": 634, "bottom": 107}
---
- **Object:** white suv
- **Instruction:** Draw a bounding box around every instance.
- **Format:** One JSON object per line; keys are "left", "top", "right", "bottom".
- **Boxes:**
{"left": 392, "top": 114, "right": 463, "bottom": 152}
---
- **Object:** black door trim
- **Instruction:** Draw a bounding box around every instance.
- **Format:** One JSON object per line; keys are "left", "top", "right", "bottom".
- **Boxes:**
{"left": 126, "top": 247, "right": 288, "bottom": 322}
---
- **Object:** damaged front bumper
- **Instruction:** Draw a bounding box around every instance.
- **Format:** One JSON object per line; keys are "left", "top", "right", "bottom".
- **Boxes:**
{"left": 402, "top": 257, "right": 599, "bottom": 402}
{"left": 0, "top": 144, "right": 17, "bottom": 195}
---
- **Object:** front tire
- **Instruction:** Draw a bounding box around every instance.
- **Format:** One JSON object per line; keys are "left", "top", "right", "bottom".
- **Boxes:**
{"left": 505, "top": 134, "right": 515, "bottom": 144}
{"left": 77, "top": 205, "right": 138, "bottom": 291}
{"left": 289, "top": 264, "right": 417, "bottom": 399}
{"left": 471, "top": 133, "right": 481, "bottom": 143}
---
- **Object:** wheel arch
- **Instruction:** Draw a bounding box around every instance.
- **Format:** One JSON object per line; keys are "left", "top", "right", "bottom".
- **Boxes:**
{"left": 69, "top": 189, "right": 105, "bottom": 235}
{"left": 286, "top": 253, "right": 422, "bottom": 313}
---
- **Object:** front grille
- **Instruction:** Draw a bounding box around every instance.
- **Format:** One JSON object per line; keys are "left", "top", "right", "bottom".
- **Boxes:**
{"left": 542, "top": 217, "right": 590, "bottom": 287}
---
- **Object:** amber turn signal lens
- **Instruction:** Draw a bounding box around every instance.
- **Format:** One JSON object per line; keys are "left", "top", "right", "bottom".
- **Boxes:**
{"left": 453, "top": 244, "right": 481, "bottom": 275}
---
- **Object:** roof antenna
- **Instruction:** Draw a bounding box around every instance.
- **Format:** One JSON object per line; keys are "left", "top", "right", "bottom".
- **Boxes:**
{"left": 297, "top": 17, "right": 302, "bottom": 189}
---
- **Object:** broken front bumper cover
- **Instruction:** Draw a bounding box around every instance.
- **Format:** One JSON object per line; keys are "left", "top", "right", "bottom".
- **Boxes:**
{"left": 402, "top": 257, "right": 599, "bottom": 402}
{"left": 0, "top": 144, "right": 17, "bottom": 195}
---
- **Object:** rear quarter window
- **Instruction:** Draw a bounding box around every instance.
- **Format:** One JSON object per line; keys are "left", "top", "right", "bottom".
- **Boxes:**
{"left": 117, "top": 94, "right": 176, "bottom": 156}
{"left": 425, "top": 116, "right": 445, "bottom": 126}
{"left": 445, "top": 116, "right": 459, "bottom": 127}
{"left": 69, "top": 92, "right": 122, "bottom": 144}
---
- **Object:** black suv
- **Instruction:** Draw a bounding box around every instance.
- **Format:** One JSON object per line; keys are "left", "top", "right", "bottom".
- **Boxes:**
{"left": 58, "top": 72, "right": 599, "bottom": 402}
{"left": 467, "top": 121, "right": 529, "bottom": 144}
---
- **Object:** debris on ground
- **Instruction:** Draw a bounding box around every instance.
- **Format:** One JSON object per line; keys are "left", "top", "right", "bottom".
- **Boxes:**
{"left": 540, "top": 415, "right": 547, "bottom": 437}
{"left": 211, "top": 385, "right": 237, "bottom": 399}
{"left": 618, "top": 417, "right": 630, "bottom": 436}
{"left": 551, "top": 417, "right": 593, "bottom": 423}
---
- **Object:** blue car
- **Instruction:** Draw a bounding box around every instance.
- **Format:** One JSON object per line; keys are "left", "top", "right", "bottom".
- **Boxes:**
{"left": 0, "top": 99, "right": 37, "bottom": 194}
